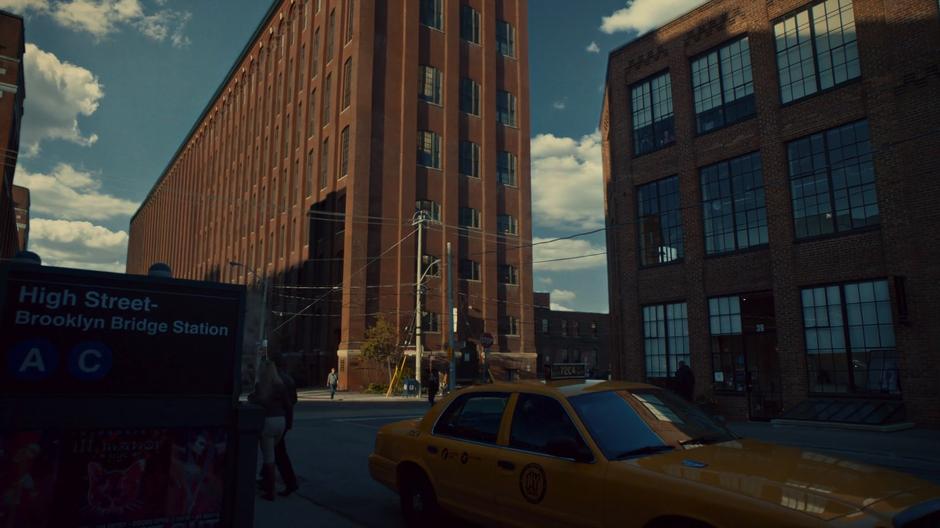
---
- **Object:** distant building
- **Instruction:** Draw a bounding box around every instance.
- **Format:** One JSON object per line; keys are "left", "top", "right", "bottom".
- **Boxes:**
{"left": 12, "top": 185, "right": 27, "bottom": 251}
{"left": 533, "top": 292, "right": 609, "bottom": 378}
{"left": 127, "top": 0, "right": 535, "bottom": 389}
{"left": 602, "top": 0, "right": 940, "bottom": 424}
{"left": 0, "top": 10, "right": 25, "bottom": 259}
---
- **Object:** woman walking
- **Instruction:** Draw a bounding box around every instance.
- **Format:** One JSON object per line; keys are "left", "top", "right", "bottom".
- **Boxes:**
{"left": 249, "top": 359, "right": 293, "bottom": 501}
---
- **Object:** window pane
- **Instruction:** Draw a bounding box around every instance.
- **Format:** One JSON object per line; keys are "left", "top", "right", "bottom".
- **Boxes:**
{"left": 433, "top": 393, "right": 509, "bottom": 443}
{"left": 637, "top": 176, "right": 683, "bottom": 265}
{"left": 632, "top": 72, "right": 674, "bottom": 155}
{"left": 775, "top": 10, "right": 818, "bottom": 103}
{"left": 510, "top": 394, "right": 589, "bottom": 458}
{"left": 693, "top": 37, "right": 754, "bottom": 133}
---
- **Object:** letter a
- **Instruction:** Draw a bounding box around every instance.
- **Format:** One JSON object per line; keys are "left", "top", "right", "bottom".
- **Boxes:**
{"left": 19, "top": 347, "right": 46, "bottom": 373}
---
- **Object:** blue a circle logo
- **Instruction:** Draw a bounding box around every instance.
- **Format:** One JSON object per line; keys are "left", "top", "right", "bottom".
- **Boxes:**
{"left": 9, "top": 339, "right": 57, "bottom": 380}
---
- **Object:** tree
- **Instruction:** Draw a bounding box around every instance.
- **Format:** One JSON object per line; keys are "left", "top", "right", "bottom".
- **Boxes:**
{"left": 360, "top": 315, "right": 400, "bottom": 383}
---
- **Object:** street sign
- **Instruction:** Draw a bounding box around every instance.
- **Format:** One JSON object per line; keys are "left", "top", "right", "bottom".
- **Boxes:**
{"left": 480, "top": 332, "right": 494, "bottom": 349}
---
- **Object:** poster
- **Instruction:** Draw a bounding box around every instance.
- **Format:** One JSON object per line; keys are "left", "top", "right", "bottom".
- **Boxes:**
{"left": 0, "top": 431, "right": 61, "bottom": 528}
{"left": 165, "top": 429, "right": 227, "bottom": 527}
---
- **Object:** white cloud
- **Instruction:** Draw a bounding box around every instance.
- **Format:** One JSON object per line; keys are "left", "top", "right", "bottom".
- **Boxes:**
{"left": 601, "top": 0, "right": 709, "bottom": 34}
{"left": 14, "top": 163, "right": 139, "bottom": 221}
{"left": 550, "top": 303, "right": 574, "bottom": 312}
{"left": 586, "top": 41, "right": 600, "bottom": 53}
{"left": 28, "top": 218, "right": 127, "bottom": 272}
{"left": 0, "top": 0, "right": 49, "bottom": 12}
{"left": 552, "top": 100, "right": 566, "bottom": 110}
{"left": 53, "top": 0, "right": 141, "bottom": 37}
{"left": 551, "top": 289, "right": 577, "bottom": 303}
{"left": 530, "top": 131, "right": 604, "bottom": 231}
{"left": 537, "top": 276, "right": 553, "bottom": 286}
{"left": 21, "top": 43, "right": 103, "bottom": 157}
{"left": 533, "top": 238, "right": 606, "bottom": 272}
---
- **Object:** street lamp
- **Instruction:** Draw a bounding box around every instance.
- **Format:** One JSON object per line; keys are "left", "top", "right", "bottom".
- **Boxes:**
{"left": 229, "top": 260, "right": 269, "bottom": 373}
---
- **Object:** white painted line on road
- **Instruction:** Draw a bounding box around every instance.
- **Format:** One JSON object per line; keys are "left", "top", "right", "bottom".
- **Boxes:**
{"left": 333, "top": 414, "right": 423, "bottom": 422}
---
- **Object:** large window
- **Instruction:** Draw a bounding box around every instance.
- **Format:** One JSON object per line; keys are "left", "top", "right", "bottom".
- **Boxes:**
{"left": 422, "top": 312, "right": 440, "bottom": 333}
{"left": 344, "top": 0, "right": 354, "bottom": 43}
{"left": 637, "top": 176, "right": 683, "bottom": 266}
{"left": 420, "top": 0, "right": 443, "bottom": 30}
{"left": 496, "top": 20, "right": 515, "bottom": 57}
{"left": 319, "top": 138, "right": 329, "bottom": 189}
{"left": 497, "top": 214, "right": 518, "bottom": 236}
{"left": 459, "top": 141, "right": 480, "bottom": 178}
{"left": 339, "top": 126, "right": 350, "bottom": 178}
{"left": 417, "top": 130, "right": 442, "bottom": 169}
{"left": 709, "top": 296, "right": 743, "bottom": 392}
{"left": 327, "top": 9, "right": 336, "bottom": 62}
{"left": 501, "top": 316, "right": 519, "bottom": 337}
{"left": 459, "top": 207, "right": 480, "bottom": 229}
{"left": 322, "top": 74, "right": 332, "bottom": 126}
{"left": 342, "top": 58, "right": 353, "bottom": 110}
{"left": 802, "top": 280, "right": 898, "bottom": 395}
{"left": 497, "top": 90, "right": 517, "bottom": 127}
{"left": 461, "top": 5, "right": 481, "bottom": 44}
{"left": 460, "top": 259, "right": 481, "bottom": 281}
{"left": 631, "top": 72, "right": 674, "bottom": 156}
{"left": 419, "top": 65, "right": 443, "bottom": 105}
{"left": 700, "top": 152, "right": 767, "bottom": 255}
{"left": 692, "top": 37, "right": 755, "bottom": 134}
{"left": 460, "top": 78, "right": 480, "bottom": 116}
{"left": 415, "top": 199, "right": 441, "bottom": 222}
{"left": 306, "top": 149, "right": 314, "bottom": 196}
{"left": 643, "top": 303, "right": 689, "bottom": 379}
{"left": 433, "top": 393, "right": 509, "bottom": 444}
{"left": 774, "top": 0, "right": 860, "bottom": 104}
{"left": 788, "top": 120, "right": 877, "bottom": 239}
{"left": 497, "top": 151, "right": 517, "bottom": 186}
{"left": 500, "top": 264, "right": 518, "bottom": 285}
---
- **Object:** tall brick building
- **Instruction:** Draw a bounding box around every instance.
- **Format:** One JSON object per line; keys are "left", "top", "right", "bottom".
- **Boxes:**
{"left": 128, "top": 0, "right": 535, "bottom": 388}
{"left": 0, "top": 10, "right": 25, "bottom": 260}
{"left": 602, "top": 0, "right": 940, "bottom": 423}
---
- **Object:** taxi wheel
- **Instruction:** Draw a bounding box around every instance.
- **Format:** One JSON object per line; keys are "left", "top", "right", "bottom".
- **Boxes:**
{"left": 399, "top": 470, "right": 440, "bottom": 526}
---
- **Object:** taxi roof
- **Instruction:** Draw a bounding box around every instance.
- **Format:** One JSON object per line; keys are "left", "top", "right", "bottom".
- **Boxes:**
{"left": 463, "top": 379, "right": 659, "bottom": 399}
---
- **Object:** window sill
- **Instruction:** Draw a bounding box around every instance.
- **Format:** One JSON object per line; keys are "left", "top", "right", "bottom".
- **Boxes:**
{"left": 638, "top": 258, "right": 684, "bottom": 270}
{"left": 461, "top": 173, "right": 481, "bottom": 179}
{"left": 420, "top": 99, "right": 444, "bottom": 108}
{"left": 695, "top": 113, "right": 757, "bottom": 137}
{"left": 632, "top": 141, "right": 676, "bottom": 159}
{"left": 703, "top": 244, "right": 769, "bottom": 260}
{"left": 462, "top": 111, "right": 481, "bottom": 119}
{"left": 794, "top": 224, "right": 880, "bottom": 245}
{"left": 417, "top": 164, "right": 442, "bottom": 171}
{"left": 421, "top": 24, "right": 445, "bottom": 34}
{"left": 499, "top": 182, "right": 518, "bottom": 189}
{"left": 779, "top": 76, "right": 863, "bottom": 109}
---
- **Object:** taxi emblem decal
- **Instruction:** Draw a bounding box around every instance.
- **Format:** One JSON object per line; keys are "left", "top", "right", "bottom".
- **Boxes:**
{"left": 519, "top": 463, "right": 547, "bottom": 504}
{"left": 460, "top": 452, "right": 469, "bottom": 465}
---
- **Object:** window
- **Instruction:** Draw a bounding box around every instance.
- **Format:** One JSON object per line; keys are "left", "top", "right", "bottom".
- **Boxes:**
{"left": 637, "top": 176, "right": 683, "bottom": 266}
{"left": 460, "top": 78, "right": 481, "bottom": 116}
{"left": 419, "top": 65, "right": 443, "bottom": 105}
{"left": 284, "top": 114, "right": 292, "bottom": 155}
{"left": 433, "top": 393, "right": 509, "bottom": 444}
{"left": 417, "top": 130, "right": 442, "bottom": 169}
{"left": 339, "top": 126, "right": 350, "bottom": 178}
{"left": 541, "top": 319, "right": 549, "bottom": 334}
{"left": 561, "top": 320, "right": 568, "bottom": 337}
{"left": 459, "top": 141, "right": 480, "bottom": 177}
{"left": 460, "top": 259, "right": 481, "bottom": 281}
{"left": 304, "top": 0, "right": 310, "bottom": 28}
{"left": 643, "top": 303, "right": 689, "bottom": 379}
{"left": 320, "top": 138, "right": 329, "bottom": 189}
{"left": 326, "top": 9, "right": 336, "bottom": 62}
{"left": 691, "top": 36, "right": 755, "bottom": 134}
{"left": 774, "top": 0, "right": 860, "bottom": 104}
{"left": 308, "top": 89, "right": 317, "bottom": 137}
{"left": 502, "top": 316, "right": 520, "bottom": 337}
{"left": 591, "top": 322, "right": 598, "bottom": 337}
{"left": 306, "top": 149, "right": 314, "bottom": 196}
{"left": 423, "top": 312, "right": 440, "bottom": 333}
{"left": 802, "top": 280, "right": 898, "bottom": 395}
{"left": 631, "top": 72, "right": 674, "bottom": 155}
{"left": 415, "top": 199, "right": 441, "bottom": 222}
{"left": 500, "top": 264, "right": 518, "bottom": 285}
{"left": 424, "top": 255, "right": 440, "bottom": 277}
{"left": 420, "top": 0, "right": 443, "bottom": 30}
{"left": 788, "top": 120, "right": 877, "bottom": 239}
{"left": 497, "top": 214, "right": 518, "bottom": 236}
{"left": 342, "top": 58, "right": 353, "bottom": 110}
{"left": 496, "top": 20, "right": 515, "bottom": 57}
{"left": 322, "top": 74, "right": 332, "bottom": 126}
{"left": 497, "top": 151, "right": 517, "bottom": 186}
{"left": 700, "top": 152, "right": 767, "bottom": 255}
{"left": 459, "top": 207, "right": 480, "bottom": 229}
{"left": 461, "top": 5, "right": 481, "bottom": 44}
{"left": 344, "top": 0, "right": 354, "bottom": 43}
{"left": 312, "top": 28, "right": 320, "bottom": 78}
{"left": 496, "top": 90, "right": 517, "bottom": 127}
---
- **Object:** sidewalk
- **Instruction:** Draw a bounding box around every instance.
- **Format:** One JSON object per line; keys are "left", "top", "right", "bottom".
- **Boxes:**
{"left": 297, "top": 388, "right": 428, "bottom": 402}
{"left": 729, "top": 421, "right": 940, "bottom": 483}
{"left": 254, "top": 486, "right": 363, "bottom": 528}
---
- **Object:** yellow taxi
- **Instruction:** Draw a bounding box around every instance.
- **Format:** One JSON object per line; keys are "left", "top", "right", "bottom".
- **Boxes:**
{"left": 368, "top": 377, "right": 940, "bottom": 528}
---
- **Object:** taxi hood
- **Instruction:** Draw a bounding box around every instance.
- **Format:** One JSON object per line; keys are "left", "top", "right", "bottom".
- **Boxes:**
{"left": 626, "top": 438, "right": 935, "bottom": 521}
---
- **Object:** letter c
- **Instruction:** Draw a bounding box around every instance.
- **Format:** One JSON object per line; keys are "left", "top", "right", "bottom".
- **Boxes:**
{"left": 69, "top": 342, "right": 112, "bottom": 381}
{"left": 78, "top": 349, "right": 102, "bottom": 373}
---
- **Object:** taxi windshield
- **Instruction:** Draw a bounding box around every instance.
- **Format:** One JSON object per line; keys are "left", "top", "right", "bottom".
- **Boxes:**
{"left": 569, "top": 389, "right": 735, "bottom": 461}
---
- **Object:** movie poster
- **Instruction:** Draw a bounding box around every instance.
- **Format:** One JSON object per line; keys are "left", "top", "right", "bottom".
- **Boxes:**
{"left": 165, "top": 428, "right": 227, "bottom": 527}
{"left": 55, "top": 429, "right": 172, "bottom": 528}
{"left": 0, "top": 431, "right": 61, "bottom": 528}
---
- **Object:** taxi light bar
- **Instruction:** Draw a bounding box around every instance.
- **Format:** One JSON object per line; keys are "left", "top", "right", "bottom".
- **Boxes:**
{"left": 546, "top": 363, "right": 587, "bottom": 381}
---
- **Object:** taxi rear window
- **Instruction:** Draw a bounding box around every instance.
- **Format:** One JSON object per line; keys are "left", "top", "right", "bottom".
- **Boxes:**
{"left": 433, "top": 392, "right": 509, "bottom": 444}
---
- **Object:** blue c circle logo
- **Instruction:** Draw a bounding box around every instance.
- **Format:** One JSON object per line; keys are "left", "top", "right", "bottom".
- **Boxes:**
{"left": 68, "top": 342, "right": 112, "bottom": 381}
{"left": 9, "top": 339, "right": 57, "bottom": 380}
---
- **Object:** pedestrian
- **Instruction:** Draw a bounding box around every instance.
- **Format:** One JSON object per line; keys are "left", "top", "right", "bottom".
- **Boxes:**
{"left": 327, "top": 367, "right": 339, "bottom": 400}
{"left": 676, "top": 360, "right": 695, "bottom": 402}
{"left": 248, "top": 359, "right": 292, "bottom": 501}
{"left": 264, "top": 357, "right": 299, "bottom": 497}
{"left": 439, "top": 370, "right": 448, "bottom": 396}
{"left": 427, "top": 370, "right": 439, "bottom": 406}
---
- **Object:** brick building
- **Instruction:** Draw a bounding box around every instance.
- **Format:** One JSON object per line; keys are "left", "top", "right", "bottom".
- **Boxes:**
{"left": 533, "top": 291, "right": 610, "bottom": 378}
{"left": 12, "top": 184, "right": 28, "bottom": 252}
{"left": 0, "top": 10, "right": 25, "bottom": 260}
{"left": 601, "top": 0, "right": 940, "bottom": 423}
{"left": 128, "top": 0, "right": 535, "bottom": 389}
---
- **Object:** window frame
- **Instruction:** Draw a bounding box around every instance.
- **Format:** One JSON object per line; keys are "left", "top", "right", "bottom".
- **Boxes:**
{"left": 496, "top": 90, "right": 517, "bottom": 127}
{"left": 460, "top": 4, "right": 481, "bottom": 45}
{"left": 423, "top": 311, "right": 441, "bottom": 333}
{"left": 420, "top": 0, "right": 444, "bottom": 31}
{"left": 460, "top": 258, "right": 481, "bottom": 281}
{"left": 339, "top": 126, "right": 350, "bottom": 179}
{"left": 416, "top": 199, "right": 442, "bottom": 222}
{"left": 431, "top": 392, "right": 511, "bottom": 446}
{"left": 459, "top": 207, "right": 481, "bottom": 230}
{"left": 630, "top": 70, "right": 675, "bottom": 157}
{"left": 642, "top": 302, "right": 690, "bottom": 380}
{"left": 419, "top": 65, "right": 444, "bottom": 106}
{"left": 499, "top": 264, "right": 519, "bottom": 285}
{"left": 700, "top": 151, "right": 768, "bottom": 256}
{"left": 460, "top": 78, "right": 481, "bottom": 116}
{"left": 496, "top": 19, "right": 516, "bottom": 58}
{"left": 497, "top": 151, "right": 517, "bottom": 187}
{"left": 459, "top": 141, "right": 481, "bottom": 178}
{"left": 690, "top": 34, "right": 756, "bottom": 135}
{"left": 497, "top": 214, "right": 518, "bottom": 236}
{"left": 636, "top": 175, "right": 684, "bottom": 267}
{"left": 417, "top": 130, "right": 442, "bottom": 169}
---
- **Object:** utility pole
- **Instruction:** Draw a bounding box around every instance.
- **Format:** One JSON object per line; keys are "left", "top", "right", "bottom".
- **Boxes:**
{"left": 414, "top": 212, "right": 426, "bottom": 399}
{"left": 447, "top": 242, "right": 456, "bottom": 392}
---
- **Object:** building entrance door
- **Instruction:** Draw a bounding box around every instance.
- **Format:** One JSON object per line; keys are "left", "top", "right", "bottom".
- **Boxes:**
{"left": 744, "top": 331, "right": 782, "bottom": 421}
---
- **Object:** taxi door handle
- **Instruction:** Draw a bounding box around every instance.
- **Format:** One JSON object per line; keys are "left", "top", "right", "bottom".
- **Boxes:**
{"left": 497, "top": 460, "right": 515, "bottom": 471}
{"left": 427, "top": 445, "right": 438, "bottom": 454}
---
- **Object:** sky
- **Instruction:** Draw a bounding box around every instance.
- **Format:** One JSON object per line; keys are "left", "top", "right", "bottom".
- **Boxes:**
{"left": 2, "top": 0, "right": 708, "bottom": 314}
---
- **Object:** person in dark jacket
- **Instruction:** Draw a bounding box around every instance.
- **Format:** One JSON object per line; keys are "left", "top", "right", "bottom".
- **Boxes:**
{"left": 257, "top": 357, "right": 299, "bottom": 497}
{"left": 427, "top": 370, "right": 439, "bottom": 406}
{"left": 249, "top": 359, "right": 292, "bottom": 501}
{"left": 676, "top": 361, "right": 695, "bottom": 402}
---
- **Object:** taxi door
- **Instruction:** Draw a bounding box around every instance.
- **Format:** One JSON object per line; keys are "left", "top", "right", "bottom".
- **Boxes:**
{"left": 492, "top": 393, "right": 608, "bottom": 528}
{"left": 422, "top": 391, "right": 513, "bottom": 524}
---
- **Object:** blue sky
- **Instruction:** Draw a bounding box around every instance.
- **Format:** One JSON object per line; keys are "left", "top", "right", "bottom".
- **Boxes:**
{"left": 3, "top": 0, "right": 707, "bottom": 313}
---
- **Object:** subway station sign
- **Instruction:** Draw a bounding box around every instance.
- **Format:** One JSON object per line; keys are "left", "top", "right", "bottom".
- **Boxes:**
{"left": 0, "top": 263, "right": 244, "bottom": 396}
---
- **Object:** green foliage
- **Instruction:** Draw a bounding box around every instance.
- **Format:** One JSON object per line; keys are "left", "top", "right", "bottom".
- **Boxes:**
{"left": 361, "top": 315, "right": 400, "bottom": 383}
{"left": 364, "top": 383, "right": 388, "bottom": 394}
